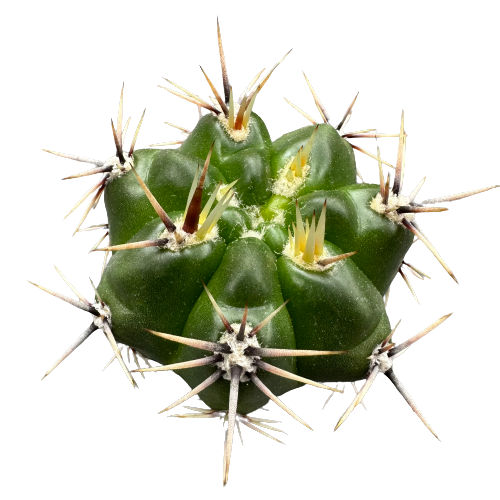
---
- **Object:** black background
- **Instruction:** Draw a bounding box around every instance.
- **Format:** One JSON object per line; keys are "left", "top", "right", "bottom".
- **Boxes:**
{"left": 33, "top": 13, "right": 498, "bottom": 488}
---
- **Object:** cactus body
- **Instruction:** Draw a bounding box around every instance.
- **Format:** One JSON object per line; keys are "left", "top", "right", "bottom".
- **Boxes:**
{"left": 34, "top": 20, "right": 498, "bottom": 486}
{"left": 93, "top": 110, "right": 411, "bottom": 413}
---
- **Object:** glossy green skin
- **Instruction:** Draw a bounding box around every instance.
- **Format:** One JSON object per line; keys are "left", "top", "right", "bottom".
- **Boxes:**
{"left": 260, "top": 123, "right": 356, "bottom": 220}
{"left": 270, "top": 124, "right": 356, "bottom": 194}
{"left": 282, "top": 185, "right": 414, "bottom": 294}
{"left": 260, "top": 223, "right": 288, "bottom": 255}
{"left": 278, "top": 240, "right": 385, "bottom": 379}
{"left": 180, "top": 113, "right": 272, "bottom": 206}
{"left": 105, "top": 149, "right": 226, "bottom": 246}
{"left": 218, "top": 207, "right": 252, "bottom": 243}
{"left": 97, "top": 114, "right": 414, "bottom": 412}
{"left": 324, "top": 310, "right": 391, "bottom": 382}
{"left": 98, "top": 213, "right": 226, "bottom": 363}
{"left": 175, "top": 238, "right": 299, "bottom": 415}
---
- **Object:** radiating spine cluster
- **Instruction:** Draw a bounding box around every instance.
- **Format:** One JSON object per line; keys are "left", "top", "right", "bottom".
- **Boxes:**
{"left": 159, "top": 18, "right": 291, "bottom": 140}
{"left": 370, "top": 111, "right": 499, "bottom": 287}
{"left": 43, "top": 85, "right": 145, "bottom": 235}
{"left": 29, "top": 268, "right": 137, "bottom": 388}
{"left": 284, "top": 71, "right": 399, "bottom": 175}
{"left": 137, "top": 284, "right": 344, "bottom": 485}
{"left": 335, "top": 314, "right": 453, "bottom": 440}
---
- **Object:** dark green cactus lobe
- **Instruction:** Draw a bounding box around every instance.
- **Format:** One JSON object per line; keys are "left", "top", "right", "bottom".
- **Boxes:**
{"left": 270, "top": 124, "right": 356, "bottom": 193}
{"left": 180, "top": 113, "right": 273, "bottom": 206}
{"left": 104, "top": 149, "right": 226, "bottom": 246}
{"left": 277, "top": 240, "right": 385, "bottom": 380}
{"left": 175, "top": 238, "right": 299, "bottom": 415}
{"left": 283, "top": 184, "right": 414, "bottom": 294}
{"left": 97, "top": 215, "right": 226, "bottom": 363}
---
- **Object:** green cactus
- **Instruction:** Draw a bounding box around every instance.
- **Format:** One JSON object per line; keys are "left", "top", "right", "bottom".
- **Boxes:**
{"left": 32, "top": 20, "right": 498, "bottom": 486}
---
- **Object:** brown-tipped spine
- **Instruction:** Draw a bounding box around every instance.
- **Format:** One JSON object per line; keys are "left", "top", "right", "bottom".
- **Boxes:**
{"left": 237, "top": 303, "right": 248, "bottom": 341}
{"left": 111, "top": 119, "right": 126, "bottom": 164}
{"left": 182, "top": 143, "right": 214, "bottom": 233}
{"left": 217, "top": 18, "right": 230, "bottom": 105}
{"left": 234, "top": 95, "right": 247, "bottom": 130}
{"left": 130, "top": 166, "right": 176, "bottom": 233}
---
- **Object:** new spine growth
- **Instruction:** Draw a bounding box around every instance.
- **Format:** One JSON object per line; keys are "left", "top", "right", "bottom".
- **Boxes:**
{"left": 288, "top": 200, "right": 356, "bottom": 268}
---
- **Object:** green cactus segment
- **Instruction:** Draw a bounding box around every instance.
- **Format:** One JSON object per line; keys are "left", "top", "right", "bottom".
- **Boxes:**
{"left": 260, "top": 194, "right": 290, "bottom": 221}
{"left": 174, "top": 238, "right": 299, "bottom": 415}
{"left": 103, "top": 148, "right": 158, "bottom": 245}
{"left": 284, "top": 184, "right": 414, "bottom": 294}
{"left": 217, "top": 207, "right": 252, "bottom": 243}
{"left": 260, "top": 223, "right": 288, "bottom": 255}
{"left": 277, "top": 240, "right": 385, "bottom": 380}
{"left": 259, "top": 124, "right": 357, "bottom": 222}
{"left": 179, "top": 113, "right": 273, "bottom": 206}
{"left": 104, "top": 149, "right": 226, "bottom": 246}
{"left": 217, "top": 148, "right": 272, "bottom": 206}
{"left": 325, "top": 310, "right": 391, "bottom": 382}
{"left": 97, "top": 215, "right": 226, "bottom": 364}
{"left": 270, "top": 124, "right": 356, "bottom": 194}
{"left": 180, "top": 113, "right": 272, "bottom": 167}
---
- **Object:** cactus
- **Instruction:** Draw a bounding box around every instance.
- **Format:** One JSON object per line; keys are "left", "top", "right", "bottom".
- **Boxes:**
{"left": 32, "top": 20, "right": 498, "bottom": 486}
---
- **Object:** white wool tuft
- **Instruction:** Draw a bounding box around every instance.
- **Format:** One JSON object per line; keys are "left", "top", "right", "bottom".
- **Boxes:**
{"left": 216, "top": 324, "right": 261, "bottom": 382}
{"left": 271, "top": 159, "right": 310, "bottom": 198}
{"left": 368, "top": 343, "right": 394, "bottom": 373}
{"left": 93, "top": 302, "right": 112, "bottom": 328}
{"left": 370, "top": 192, "right": 416, "bottom": 224}
{"left": 158, "top": 216, "right": 219, "bottom": 252}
